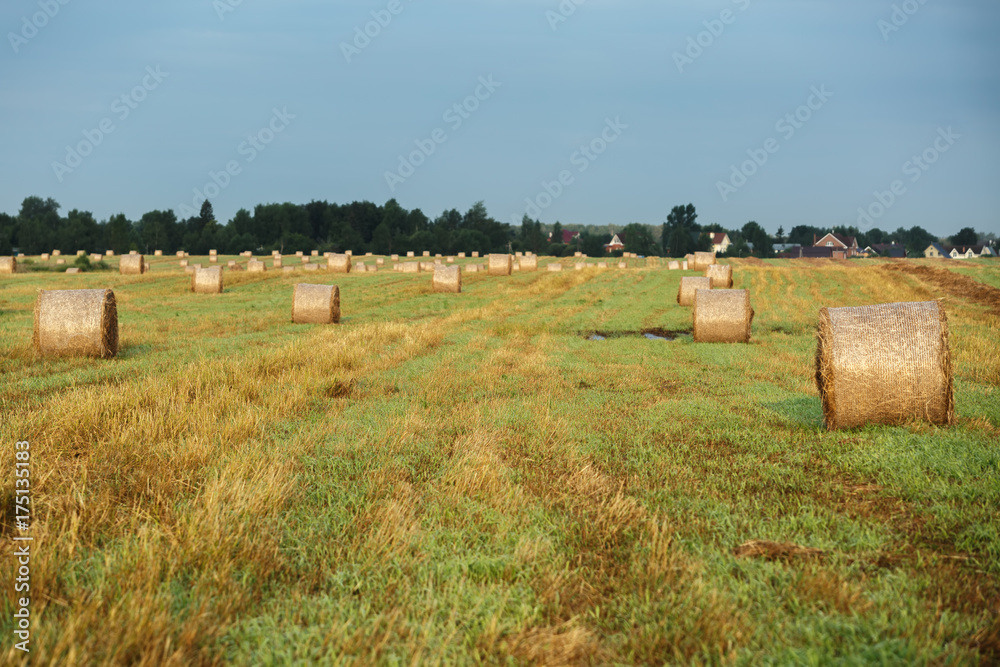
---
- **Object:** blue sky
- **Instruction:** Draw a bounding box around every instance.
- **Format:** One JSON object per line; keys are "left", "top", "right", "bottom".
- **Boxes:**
{"left": 1, "top": 0, "right": 998, "bottom": 237}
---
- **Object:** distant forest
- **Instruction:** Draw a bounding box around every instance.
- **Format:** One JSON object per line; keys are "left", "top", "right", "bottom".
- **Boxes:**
{"left": 0, "top": 196, "right": 993, "bottom": 259}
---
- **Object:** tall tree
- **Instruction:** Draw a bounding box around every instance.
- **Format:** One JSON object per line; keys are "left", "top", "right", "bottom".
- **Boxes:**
{"left": 106, "top": 213, "right": 133, "bottom": 254}
{"left": 622, "top": 223, "right": 657, "bottom": 256}
{"left": 16, "top": 196, "right": 62, "bottom": 254}
{"left": 950, "top": 227, "right": 978, "bottom": 247}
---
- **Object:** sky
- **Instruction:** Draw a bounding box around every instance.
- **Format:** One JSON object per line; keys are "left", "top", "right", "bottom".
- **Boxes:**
{"left": 1, "top": 0, "right": 998, "bottom": 238}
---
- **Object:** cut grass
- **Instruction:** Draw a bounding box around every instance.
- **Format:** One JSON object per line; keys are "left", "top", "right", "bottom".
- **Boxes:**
{"left": 1, "top": 256, "right": 998, "bottom": 665}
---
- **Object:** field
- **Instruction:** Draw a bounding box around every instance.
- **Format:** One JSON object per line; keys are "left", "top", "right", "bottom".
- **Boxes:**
{"left": 1, "top": 255, "right": 998, "bottom": 665}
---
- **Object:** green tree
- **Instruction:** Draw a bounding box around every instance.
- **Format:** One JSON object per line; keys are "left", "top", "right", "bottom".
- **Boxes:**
{"left": 776, "top": 226, "right": 785, "bottom": 243}
{"left": 950, "top": 227, "right": 978, "bottom": 246}
{"left": 138, "top": 210, "right": 179, "bottom": 253}
{"left": 106, "top": 213, "right": 133, "bottom": 254}
{"left": 622, "top": 223, "right": 657, "bottom": 256}
{"left": 371, "top": 221, "right": 393, "bottom": 255}
{"left": 16, "top": 196, "right": 61, "bottom": 254}
{"left": 742, "top": 221, "right": 773, "bottom": 258}
{"left": 663, "top": 204, "right": 698, "bottom": 257}
{"left": 551, "top": 221, "right": 563, "bottom": 244}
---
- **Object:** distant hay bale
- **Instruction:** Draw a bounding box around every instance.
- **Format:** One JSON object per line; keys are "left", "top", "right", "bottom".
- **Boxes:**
{"left": 247, "top": 259, "right": 266, "bottom": 273}
{"left": 209, "top": 255, "right": 218, "bottom": 264}
{"left": 512, "top": 262, "right": 520, "bottom": 272}
{"left": 53, "top": 250, "right": 62, "bottom": 256}
{"left": 76, "top": 250, "right": 85, "bottom": 256}
{"left": 815, "top": 301, "right": 954, "bottom": 430}
{"left": 328, "top": 254, "right": 352, "bottom": 273}
{"left": 423, "top": 251, "right": 430, "bottom": 257}
{"left": 179, "top": 259, "right": 188, "bottom": 268}
{"left": 488, "top": 254, "right": 512, "bottom": 276}
{"left": 209, "top": 249, "right": 218, "bottom": 256}
{"left": 705, "top": 263, "right": 733, "bottom": 288}
{"left": 154, "top": 250, "right": 162, "bottom": 256}
{"left": 465, "top": 263, "right": 479, "bottom": 273}
{"left": 176, "top": 251, "right": 185, "bottom": 257}
{"left": 55, "top": 259, "right": 66, "bottom": 265}
{"left": 693, "top": 289, "right": 753, "bottom": 343}
{"left": 119, "top": 254, "right": 145, "bottom": 275}
{"left": 295, "top": 251, "right": 303, "bottom": 257}
{"left": 406, "top": 251, "right": 415, "bottom": 257}
{"left": 668, "top": 261, "right": 680, "bottom": 270}
{"left": 547, "top": 263, "right": 562, "bottom": 272}
{"left": 458, "top": 252, "right": 466, "bottom": 258}
{"left": 618, "top": 261, "right": 627, "bottom": 269}
{"left": 33, "top": 288, "right": 118, "bottom": 358}
{"left": 66, "top": 268, "right": 81, "bottom": 274}
{"left": 283, "top": 266, "right": 297, "bottom": 274}
{"left": 598, "top": 263, "right": 608, "bottom": 269}
{"left": 292, "top": 283, "right": 340, "bottom": 324}
{"left": 345, "top": 250, "right": 353, "bottom": 257}
{"left": 677, "top": 276, "right": 711, "bottom": 306}
{"left": 472, "top": 251, "right": 479, "bottom": 258}
{"left": 311, "top": 250, "right": 319, "bottom": 257}
{"left": 574, "top": 252, "right": 582, "bottom": 257}
{"left": 192, "top": 267, "right": 223, "bottom": 294}
{"left": 227, "top": 260, "right": 237, "bottom": 268}
{"left": 520, "top": 255, "right": 538, "bottom": 271}
{"left": 574, "top": 262, "right": 586, "bottom": 271}
{"left": 515, "top": 251, "right": 522, "bottom": 258}
{"left": 0, "top": 256, "right": 16, "bottom": 273}
{"left": 376, "top": 258, "right": 385, "bottom": 266}
{"left": 90, "top": 253, "right": 102, "bottom": 262}
{"left": 273, "top": 256, "right": 283, "bottom": 268}
{"left": 304, "top": 263, "right": 319, "bottom": 272}
{"left": 402, "top": 262, "right": 420, "bottom": 273}
{"left": 684, "top": 253, "right": 693, "bottom": 264}
{"left": 41, "top": 253, "right": 50, "bottom": 261}
{"left": 692, "top": 251, "right": 717, "bottom": 271}
{"left": 682, "top": 261, "right": 689, "bottom": 270}
{"left": 432, "top": 265, "right": 461, "bottom": 293}
{"left": 446, "top": 256, "right": 455, "bottom": 263}
{"left": 419, "top": 262, "right": 435, "bottom": 272}
{"left": 434, "top": 259, "right": 443, "bottom": 265}
{"left": 354, "top": 263, "right": 366, "bottom": 272}
{"left": 391, "top": 254, "right": 399, "bottom": 261}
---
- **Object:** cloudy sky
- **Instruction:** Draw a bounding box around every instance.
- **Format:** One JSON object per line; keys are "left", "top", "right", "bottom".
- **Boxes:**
{"left": 2, "top": 0, "right": 998, "bottom": 237}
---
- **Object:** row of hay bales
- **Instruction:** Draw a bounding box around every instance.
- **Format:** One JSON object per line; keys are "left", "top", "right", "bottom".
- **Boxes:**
{"left": 675, "top": 253, "right": 753, "bottom": 345}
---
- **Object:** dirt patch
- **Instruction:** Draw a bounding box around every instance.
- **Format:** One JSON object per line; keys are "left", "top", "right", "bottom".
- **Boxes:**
{"left": 883, "top": 263, "right": 1000, "bottom": 315}
{"left": 733, "top": 540, "right": 824, "bottom": 562}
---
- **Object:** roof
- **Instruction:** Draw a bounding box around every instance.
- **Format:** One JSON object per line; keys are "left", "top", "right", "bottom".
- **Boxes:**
{"left": 815, "top": 232, "right": 857, "bottom": 248}
{"left": 871, "top": 243, "right": 906, "bottom": 258}
{"left": 550, "top": 229, "right": 580, "bottom": 244}
{"left": 710, "top": 232, "right": 729, "bottom": 245}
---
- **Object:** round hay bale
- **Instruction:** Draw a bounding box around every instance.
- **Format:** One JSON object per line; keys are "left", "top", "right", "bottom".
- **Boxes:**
{"left": 295, "top": 251, "right": 303, "bottom": 257}
{"left": 303, "top": 263, "right": 319, "bottom": 272}
{"left": 465, "top": 263, "right": 479, "bottom": 273}
{"left": 693, "top": 289, "right": 753, "bottom": 343}
{"left": 520, "top": 255, "right": 538, "bottom": 271}
{"left": 311, "top": 250, "right": 319, "bottom": 257}
{"left": 677, "top": 276, "right": 711, "bottom": 306}
{"left": 422, "top": 251, "right": 430, "bottom": 257}
{"left": 446, "top": 256, "right": 455, "bottom": 263}
{"left": 55, "top": 258, "right": 66, "bottom": 265}
{"left": 292, "top": 283, "right": 340, "bottom": 324}
{"left": 247, "top": 259, "right": 266, "bottom": 273}
{"left": 472, "top": 251, "right": 480, "bottom": 258}
{"left": 176, "top": 251, "right": 185, "bottom": 257}
{"left": 209, "top": 255, "right": 219, "bottom": 264}
{"left": 0, "top": 256, "right": 16, "bottom": 274}
{"left": 391, "top": 254, "right": 399, "bottom": 261}
{"left": 406, "top": 251, "right": 415, "bottom": 257}
{"left": 90, "top": 253, "right": 102, "bottom": 262}
{"left": 488, "top": 254, "right": 512, "bottom": 276}
{"left": 618, "top": 261, "right": 627, "bottom": 269}
{"left": 574, "top": 262, "right": 586, "bottom": 271}
{"left": 815, "top": 301, "right": 954, "bottom": 430}
{"left": 682, "top": 260, "right": 689, "bottom": 270}
{"left": 376, "top": 258, "right": 385, "bottom": 266}
{"left": 33, "top": 288, "right": 118, "bottom": 358}
{"left": 402, "top": 261, "right": 420, "bottom": 273}
{"left": 432, "top": 265, "right": 461, "bottom": 293}
{"left": 76, "top": 250, "right": 85, "bottom": 257}
{"left": 345, "top": 250, "right": 353, "bottom": 257}
{"left": 282, "top": 266, "right": 296, "bottom": 274}
{"left": 328, "top": 254, "right": 352, "bottom": 273}
{"left": 273, "top": 256, "right": 283, "bottom": 268}
{"left": 41, "top": 253, "right": 50, "bottom": 261}
{"left": 420, "top": 261, "right": 435, "bottom": 272}
{"left": 179, "top": 259, "right": 188, "bottom": 268}
{"left": 668, "top": 261, "right": 680, "bottom": 270}
{"left": 154, "top": 250, "right": 163, "bottom": 256}
{"left": 192, "top": 267, "right": 223, "bottom": 294}
{"left": 705, "top": 263, "right": 733, "bottom": 288}
{"left": 119, "top": 254, "right": 145, "bottom": 275}
{"left": 65, "top": 268, "right": 81, "bottom": 274}
{"left": 355, "top": 263, "right": 367, "bottom": 272}
{"left": 691, "top": 251, "right": 717, "bottom": 271}
{"left": 209, "top": 249, "right": 218, "bottom": 256}
{"left": 547, "top": 263, "right": 562, "bottom": 272}
{"left": 458, "top": 252, "right": 466, "bottom": 258}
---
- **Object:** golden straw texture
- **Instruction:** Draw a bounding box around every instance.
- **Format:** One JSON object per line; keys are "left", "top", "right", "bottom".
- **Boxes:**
{"left": 488, "top": 254, "right": 512, "bottom": 276}
{"left": 432, "top": 265, "right": 461, "bottom": 293}
{"left": 328, "top": 254, "right": 352, "bottom": 273}
{"left": 705, "top": 263, "right": 733, "bottom": 288}
{"left": 192, "top": 267, "right": 223, "bottom": 294}
{"left": 693, "top": 289, "right": 753, "bottom": 343}
{"left": 247, "top": 259, "right": 266, "bottom": 273}
{"left": 677, "top": 276, "right": 711, "bottom": 306}
{"left": 292, "top": 283, "right": 340, "bottom": 324}
{"left": 0, "top": 256, "right": 16, "bottom": 273}
{"left": 815, "top": 301, "right": 954, "bottom": 430}
{"left": 33, "top": 288, "right": 118, "bottom": 358}
{"left": 119, "top": 254, "right": 145, "bottom": 275}
{"left": 692, "top": 251, "right": 717, "bottom": 271}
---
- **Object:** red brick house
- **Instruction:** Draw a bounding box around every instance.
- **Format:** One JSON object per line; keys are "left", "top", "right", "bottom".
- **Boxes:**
{"left": 814, "top": 232, "right": 859, "bottom": 257}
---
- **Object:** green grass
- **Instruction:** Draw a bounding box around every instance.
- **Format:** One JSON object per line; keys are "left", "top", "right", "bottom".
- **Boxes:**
{"left": 1, "top": 256, "right": 998, "bottom": 665}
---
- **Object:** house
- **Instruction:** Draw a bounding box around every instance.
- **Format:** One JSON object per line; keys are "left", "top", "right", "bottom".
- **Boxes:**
{"left": 865, "top": 243, "right": 907, "bottom": 258}
{"left": 924, "top": 243, "right": 996, "bottom": 259}
{"left": 813, "top": 232, "right": 860, "bottom": 257}
{"left": 924, "top": 243, "right": 950, "bottom": 258}
{"left": 778, "top": 246, "right": 837, "bottom": 259}
{"left": 710, "top": 232, "right": 731, "bottom": 254}
{"left": 604, "top": 233, "right": 625, "bottom": 253}
{"left": 548, "top": 229, "right": 580, "bottom": 245}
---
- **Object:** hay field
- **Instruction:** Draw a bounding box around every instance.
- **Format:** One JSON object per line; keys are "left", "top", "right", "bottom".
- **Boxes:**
{"left": 1, "top": 256, "right": 998, "bottom": 665}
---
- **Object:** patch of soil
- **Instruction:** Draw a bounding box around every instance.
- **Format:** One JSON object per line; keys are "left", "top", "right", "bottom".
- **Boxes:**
{"left": 883, "top": 263, "right": 1000, "bottom": 315}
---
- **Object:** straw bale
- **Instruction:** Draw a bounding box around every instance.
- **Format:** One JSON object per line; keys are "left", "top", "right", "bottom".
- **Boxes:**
{"left": 33, "top": 288, "right": 118, "bottom": 358}
{"left": 209, "top": 255, "right": 218, "bottom": 264}
{"left": 0, "top": 257, "right": 16, "bottom": 273}
{"left": 154, "top": 250, "right": 162, "bottom": 256}
{"left": 512, "top": 262, "right": 520, "bottom": 272}
{"left": 668, "top": 261, "right": 680, "bottom": 270}
{"left": 273, "top": 256, "right": 283, "bottom": 268}
{"left": 406, "top": 251, "right": 415, "bottom": 257}
{"left": 90, "top": 254, "right": 102, "bottom": 262}
{"left": 282, "top": 266, "right": 296, "bottom": 274}
{"left": 119, "top": 254, "right": 145, "bottom": 275}
{"left": 228, "top": 260, "right": 237, "bottom": 268}
{"left": 488, "top": 254, "right": 511, "bottom": 276}
{"left": 419, "top": 262, "right": 435, "bottom": 271}
{"left": 52, "top": 250, "right": 62, "bottom": 256}
{"left": 304, "top": 263, "right": 319, "bottom": 272}
{"left": 705, "top": 263, "right": 733, "bottom": 288}
{"left": 248, "top": 259, "right": 266, "bottom": 273}
{"left": 76, "top": 250, "right": 85, "bottom": 256}
{"left": 402, "top": 262, "right": 420, "bottom": 273}
{"left": 345, "top": 250, "right": 353, "bottom": 257}
{"left": 391, "top": 254, "right": 399, "bottom": 261}
{"left": 434, "top": 259, "right": 443, "bottom": 265}
{"left": 446, "top": 256, "right": 455, "bottom": 263}
{"left": 432, "top": 265, "right": 461, "bottom": 293}
{"left": 55, "top": 259, "right": 65, "bottom": 265}
{"left": 66, "top": 268, "right": 81, "bottom": 274}
{"left": 574, "top": 262, "right": 586, "bottom": 271}
{"left": 423, "top": 251, "right": 430, "bottom": 257}
{"left": 677, "top": 276, "right": 711, "bottom": 306}
{"left": 176, "top": 251, "right": 185, "bottom": 257}
{"left": 520, "top": 255, "right": 538, "bottom": 271}
{"left": 692, "top": 251, "right": 717, "bottom": 271}
{"left": 574, "top": 252, "right": 582, "bottom": 257}
{"left": 465, "top": 263, "right": 479, "bottom": 273}
{"left": 295, "top": 251, "right": 303, "bottom": 257}
{"left": 472, "top": 251, "right": 480, "bottom": 258}
{"left": 693, "top": 289, "right": 753, "bottom": 343}
{"left": 192, "top": 267, "right": 223, "bottom": 294}
{"left": 292, "top": 283, "right": 340, "bottom": 324}
{"left": 41, "top": 253, "right": 50, "bottom": 261}
{"left": 311, "top": 250, "right": 319, "bottom": 256}
{"left": 547, "top": 263, "right": 562, "bottom": 272}
{"left": 355, "top": 263, "right": 366, "bottom": 272}
{"left": 618, "top": 262, "right": 627, "bottom": 269}
{"left": 376, "top": 258, "right": 385, "bottom": 266}
{"left": 458, "top": 252, "right": 466, "bottom": 258}
{"left": 682, "top": 261, "right": 689, "bottom": 270}
{"left": 209, "top": 249, "right": 218, "bottom": 256}
{"left": 815, "top": 301, "right": 954, "bottom": 430}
